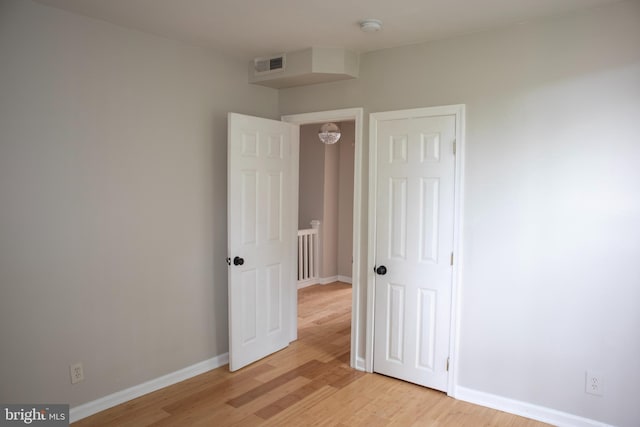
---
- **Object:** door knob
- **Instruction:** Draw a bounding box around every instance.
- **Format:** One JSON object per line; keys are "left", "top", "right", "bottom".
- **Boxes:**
{"left": 233, "top": 256, "right": 244, "bottom": 266}
{"left": 375, "top": 265, "right": 387, "bottom": 275}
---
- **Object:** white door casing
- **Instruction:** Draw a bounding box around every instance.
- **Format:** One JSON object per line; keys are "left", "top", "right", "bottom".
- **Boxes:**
{"left": 369, "top": 106, "right": 464, "bottom": 393}
{"left": 227, "top": 113, "right": 299, "bottom": 372}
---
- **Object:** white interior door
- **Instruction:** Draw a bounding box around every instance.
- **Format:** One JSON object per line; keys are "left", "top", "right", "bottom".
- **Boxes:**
{"left": 372, "top": 114, "right": 456, "bottom": 391}
{"left": 227, "top": 112, "right": 299, "bottom": 372}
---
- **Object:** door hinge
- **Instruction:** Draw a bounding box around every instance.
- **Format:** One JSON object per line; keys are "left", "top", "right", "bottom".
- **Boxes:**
{"left": 453, "top": 140, "right": 457, "bottom": 155}
{"left": 450, "top": 252, "right": 454, "bottom": 266}
{"left": 446, "top": 357, "right": 450, "bottom": 372}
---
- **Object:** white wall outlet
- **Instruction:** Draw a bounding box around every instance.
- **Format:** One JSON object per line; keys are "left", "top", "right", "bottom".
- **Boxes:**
{"left": 70, "top": 362, "right": 84, "bottom": 384}
{"left": 585, "top": 370, "right": 603, "bottom": 396}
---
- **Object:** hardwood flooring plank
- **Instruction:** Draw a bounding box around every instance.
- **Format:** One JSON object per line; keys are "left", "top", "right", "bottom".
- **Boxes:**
{"left": 226, "top": 359, "right": 323, "bottom": 408}
{"left": 259, "top": 385, "right": 341, "bottom": 427}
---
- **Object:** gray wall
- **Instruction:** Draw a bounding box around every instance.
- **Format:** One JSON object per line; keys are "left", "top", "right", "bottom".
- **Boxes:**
{"left": 337, "top": 121, "right": 354, "bottom": 279}
{"left": 298, "top": 124, "right": 326, "bottom": 228}
{"left": 0, "top": 0, "right": 278, "bottom": 407}
{"left": 281, "top": 2, "right": 640, "bottom": 426}
{"left": 322, "top": 139, "right": 339, "bottom": 278}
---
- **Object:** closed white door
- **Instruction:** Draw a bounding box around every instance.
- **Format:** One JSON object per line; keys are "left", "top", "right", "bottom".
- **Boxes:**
{"left": 372, "top": 114, "right": 456, "bottom": 391}
{"left": 227, "top": 113, "right": 299, "bottom": 371}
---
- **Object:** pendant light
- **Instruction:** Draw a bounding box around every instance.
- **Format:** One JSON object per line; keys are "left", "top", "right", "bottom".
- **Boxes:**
{"left": 318, "top": 122, "right": 341, "bottom": 144}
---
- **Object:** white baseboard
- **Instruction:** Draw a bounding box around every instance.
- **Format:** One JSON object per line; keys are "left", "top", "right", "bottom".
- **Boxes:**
{"left": 298, "top": 276, "right": 352, "bottom": 287}
{"left": 455, "top": 386, "right": 614, "bottom": 427}
{"left": 297, "top": 278, "right": 318, "bottom": 289}
{"left": 354, "top": 356, "right": 366, "bottom": 372}
{"left": 69, "top": 353, "right": 229, "bottom": 423}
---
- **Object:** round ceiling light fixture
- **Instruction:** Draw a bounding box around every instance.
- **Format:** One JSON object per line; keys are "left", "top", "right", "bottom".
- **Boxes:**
{"left": 318, "top": 122, "right": 341, "bottom": 144}
{"left": 359, "top": 19, "right": 383, "bottom": 33}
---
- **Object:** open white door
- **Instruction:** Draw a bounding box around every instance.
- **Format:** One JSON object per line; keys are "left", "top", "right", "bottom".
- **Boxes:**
{"left": 372, "top": 112, "right": 457, "bottom": 392}
{"left": 227, "top": 112, "right": 299, "bottom": 372}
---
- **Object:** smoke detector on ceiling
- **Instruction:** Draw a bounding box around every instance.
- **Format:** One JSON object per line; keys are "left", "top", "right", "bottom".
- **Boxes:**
{"left": 359, "top": 19, "right": 382, "bottom": 32}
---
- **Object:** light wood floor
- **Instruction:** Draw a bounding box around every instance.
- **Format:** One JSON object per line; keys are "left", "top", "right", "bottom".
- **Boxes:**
{"left": 73, "top": 282, "right": 550, "bottom": 426}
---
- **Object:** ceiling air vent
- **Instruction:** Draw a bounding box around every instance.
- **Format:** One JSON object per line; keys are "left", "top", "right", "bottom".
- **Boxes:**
{"left": 249, "top": 48, "right": 358, "bottom": 88}
{"left": 254, "top": 54, "right": 286, "bottom": 75}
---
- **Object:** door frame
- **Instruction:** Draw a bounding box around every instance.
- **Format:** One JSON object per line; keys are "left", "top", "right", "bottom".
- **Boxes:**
{"left": 367, "top": 105, "right": 465, "bottom": 396}
{"left": 281, "top": 108, "right": 364, "bottom": 370}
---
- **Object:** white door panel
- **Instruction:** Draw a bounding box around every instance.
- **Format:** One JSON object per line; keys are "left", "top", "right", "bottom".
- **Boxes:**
{"left": 373, "top": 114, "right": 456, "bottom": 392}
{"left": 228, "top": 113, "right": 298, "bottom": 371}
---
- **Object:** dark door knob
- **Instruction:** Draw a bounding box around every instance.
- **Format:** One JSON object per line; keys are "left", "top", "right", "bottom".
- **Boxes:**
{"left": 375, "top": 265, "right": 387, "bottom": 275}
{"left": 233, "top": 256, "right": 244, "bottom": 266}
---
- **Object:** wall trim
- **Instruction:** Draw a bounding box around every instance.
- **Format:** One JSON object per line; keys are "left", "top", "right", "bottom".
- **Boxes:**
{"left": 297, "top": 275, "right": 352, "bottom": 289}
{"left": 354, "top": 356, "right": 366, "bottom": 371}
{"left": 297, "top": 279, "right": 319, "bottom": 289}
{"left": 337, "top": 275, "right": 352, "bottom": 284}
{"left": 69, "top": 353, "right": 229, "bottom": 423}
{"left": 319, "top": 276, "right": 339, "bottom": 285}
{"left": 455, "top": 386, "right": 614, "bottom": 427}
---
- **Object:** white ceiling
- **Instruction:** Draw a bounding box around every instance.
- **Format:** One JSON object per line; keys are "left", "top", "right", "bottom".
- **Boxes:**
{"left": 35, "top": 0, "right": 621, "bottom": 60}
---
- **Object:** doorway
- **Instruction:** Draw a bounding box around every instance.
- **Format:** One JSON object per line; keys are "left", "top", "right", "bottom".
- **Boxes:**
{"left": 282, "top": 108, "right": 364, "bottom": 370}
{"left": 298, "top": 120, "right": 355, "bottom": 286}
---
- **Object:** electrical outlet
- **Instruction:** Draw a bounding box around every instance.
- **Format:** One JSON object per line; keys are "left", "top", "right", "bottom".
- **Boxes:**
{"left": 70, "top": 363, "right": 84, "bottom": 384}
{"left": 585, "top": 370, "right": 603, "bottom": 396}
